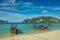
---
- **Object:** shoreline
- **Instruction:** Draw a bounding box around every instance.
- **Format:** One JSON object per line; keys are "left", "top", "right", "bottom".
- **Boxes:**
{"left": 0, "top": 29, "right": 51, "bottom": 38}
{"left": 0, "top": 29, "right": 59, "bottom": 38}
{"left": 0, "top": 30, "right": 60, "bottom": 40}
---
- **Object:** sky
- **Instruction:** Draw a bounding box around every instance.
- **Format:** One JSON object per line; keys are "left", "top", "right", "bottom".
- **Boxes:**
{"left": 0, "top": 0, "right": 60, "bottom": 22}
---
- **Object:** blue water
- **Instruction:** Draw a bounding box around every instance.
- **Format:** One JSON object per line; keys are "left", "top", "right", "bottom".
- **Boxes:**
{"left": 0, "top": 22, "right": 60, "bottom": 37}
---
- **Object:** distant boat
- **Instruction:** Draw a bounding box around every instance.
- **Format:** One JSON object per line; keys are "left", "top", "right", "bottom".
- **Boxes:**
{"left": 34, "top": 24, "right": 50, "bottom": 30}
{"left": 40, "top": 26, "right": 48, "bottom": 30}
{"left": 40, "top": 24, "right": 50, "bottom": 30}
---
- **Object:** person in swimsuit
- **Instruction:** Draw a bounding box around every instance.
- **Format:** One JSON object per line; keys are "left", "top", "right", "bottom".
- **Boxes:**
{"left": 10, "top": 24, "right": 17, "bottom": 34}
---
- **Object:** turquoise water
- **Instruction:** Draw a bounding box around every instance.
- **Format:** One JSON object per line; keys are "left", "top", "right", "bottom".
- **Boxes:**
{"left": 0, "top": 22, "right": 60, "bottom": 37}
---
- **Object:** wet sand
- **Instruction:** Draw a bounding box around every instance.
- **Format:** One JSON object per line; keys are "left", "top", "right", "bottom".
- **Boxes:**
{"left": 0, "top": 30, "right": 60, "bottom": 40}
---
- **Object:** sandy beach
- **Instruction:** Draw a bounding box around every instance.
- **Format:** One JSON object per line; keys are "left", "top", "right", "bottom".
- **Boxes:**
{"left": 0, "top": 30, "right": 60, "bottom": 40}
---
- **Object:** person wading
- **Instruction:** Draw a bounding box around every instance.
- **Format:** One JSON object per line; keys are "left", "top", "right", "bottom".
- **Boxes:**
{"left": 10, "top": 24, "right": 18, "bottom": 34}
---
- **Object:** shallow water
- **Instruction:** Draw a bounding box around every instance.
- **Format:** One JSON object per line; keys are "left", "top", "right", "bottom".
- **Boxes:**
{"left": 0, "top": 22, "right": 60, "bottom": 37}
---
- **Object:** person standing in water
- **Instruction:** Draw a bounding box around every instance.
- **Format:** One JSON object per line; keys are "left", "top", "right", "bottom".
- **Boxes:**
{"left": 11, "top": 24, "right": 18, "bottom": 34}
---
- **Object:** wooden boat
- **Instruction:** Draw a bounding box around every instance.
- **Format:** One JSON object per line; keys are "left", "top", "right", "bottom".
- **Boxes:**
{"left": 34, "top": 24, "right": 50, "bottom": 30}
{"left": 40, "top": 24, "right": 50, "bottom": 30}
{"left": 40, "top": 26, "right": 48, "bottom": 30}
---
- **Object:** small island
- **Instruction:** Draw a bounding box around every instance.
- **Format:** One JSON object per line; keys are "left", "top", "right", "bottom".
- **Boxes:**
{"left": 0, "top": 20, "right": 8, "bottom": 23}
{"left": 23, "top": 16, "right": 60, "bottom": 23}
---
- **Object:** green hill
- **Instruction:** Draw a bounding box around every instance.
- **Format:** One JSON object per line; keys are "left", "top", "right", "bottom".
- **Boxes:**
{"left": 22, "top": 16, "right": 60, "bottom": 23}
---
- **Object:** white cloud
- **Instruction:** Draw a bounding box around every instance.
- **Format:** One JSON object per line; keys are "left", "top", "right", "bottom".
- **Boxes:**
{"left": 20, "top": 9, "right": 35, "bottom": 12}
{"left": 0, "top": 8, "right": 35, "bottom": 13}
{"left": 30, "top": 6, "right": 60, "bottom": 11}
{"left": 0, "top": 3, "right": 8, "bottom": 6}
{"left": 0, "top": 11, "right": 26, "bottom": 22}
{"left": 36, "top": 6, "right": 60, "bottom": 11}
{"left": 42, "top": 10, "right": 48, "bottom": 13}
{"left": 30, "top": 6, "right": 53, "bottom": 9}
{"left": 0, "top": 0, "right": 22, "bottom": 6}
{"left": 0, "top": 17, "right": 8, "bottom": 20}
{"left": 0, "top": 0, "right": 33, "bottom": 7}
{"left": 53, "top": 7, "right": 60, "bottom": 10}
{"left": 0, "top": 7, "right": 15, "bottom": 10}
{"left": 0, "top": 11, "right": 25, "bottom": 17}
{"left": 22, "top": 2, "right": 33, "bottom": 7}
{"left": 10, "top": 13, "right": 25, "bottom": 17}
{"left": 10, "top": 0, "right": 16, "bottom": 4}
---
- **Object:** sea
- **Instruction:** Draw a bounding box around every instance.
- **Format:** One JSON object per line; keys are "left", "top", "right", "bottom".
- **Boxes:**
{"left": 0, "top": 22, "right": 60, "bottom": 37}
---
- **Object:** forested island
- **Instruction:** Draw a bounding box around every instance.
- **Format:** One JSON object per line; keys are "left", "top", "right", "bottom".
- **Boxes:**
{"left": 0, "top": 20, "right": 8, "bottom": 23}
{"left": 23, "top": 16, "right": 60, "bottom": 23}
